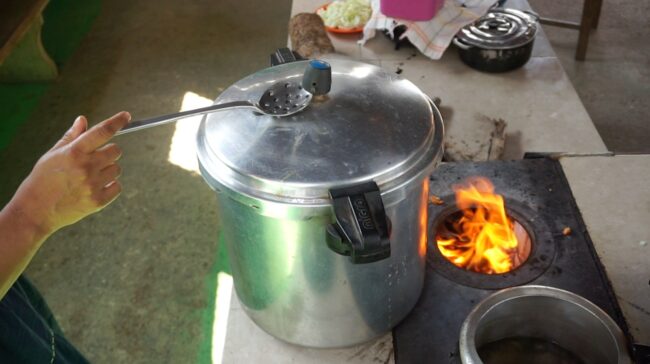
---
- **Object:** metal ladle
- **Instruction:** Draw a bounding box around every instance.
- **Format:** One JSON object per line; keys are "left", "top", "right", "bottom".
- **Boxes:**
{"left": 116, "top": 81, "right": 313, "bottom": 135}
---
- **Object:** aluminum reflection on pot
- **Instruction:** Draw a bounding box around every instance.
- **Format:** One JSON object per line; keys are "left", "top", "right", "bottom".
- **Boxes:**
{"left": 196, "top": 57, "right": 445, "bottom": 347}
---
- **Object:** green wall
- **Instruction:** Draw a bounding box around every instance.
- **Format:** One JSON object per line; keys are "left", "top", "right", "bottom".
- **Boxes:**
{"left": 0, "top": 0, "right": 101, "bottom": 149}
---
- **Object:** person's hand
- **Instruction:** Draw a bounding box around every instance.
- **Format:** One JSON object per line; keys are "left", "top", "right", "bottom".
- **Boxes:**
{"left": 10, "top": 112, "right": 131, "bottom": 235}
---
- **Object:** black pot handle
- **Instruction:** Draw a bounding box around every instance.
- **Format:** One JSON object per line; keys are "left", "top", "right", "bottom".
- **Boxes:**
{"left": 270, "top": 47, "right": 305, "bottom": 66}
{"left": 327, "top": 182, "right": 391, "bottom": 264}
{"left": 521, "top": 9, "right": 540, "bottom": 23}
{"left": 452, "top": 37, "right": 471, "bottom": 51}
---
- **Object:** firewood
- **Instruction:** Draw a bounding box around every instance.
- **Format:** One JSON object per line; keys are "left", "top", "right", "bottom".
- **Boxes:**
{"left": 429, "top": 195, "right": 445, "bottom": 205}
{"left": 487, "top": 118, "right": 506, "bottom": 161}
{"left": 289, "top": 13, "right": 335, "bottom": 58}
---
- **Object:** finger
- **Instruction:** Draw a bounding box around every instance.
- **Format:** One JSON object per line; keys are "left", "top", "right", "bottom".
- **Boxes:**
{"left": 75, "top": 111, "right": 131, "bottom": 153}
{"left": 97, "top": 180, "right": 122, "bottom": 207}
{"left": 95, "top": 164, "right": 122, "bottom": 187}
{"left": 94, "top": 143, "right": 122, "bottom": 167}
{"left": 52, "top": 116, "right": 88, "bottom": 150}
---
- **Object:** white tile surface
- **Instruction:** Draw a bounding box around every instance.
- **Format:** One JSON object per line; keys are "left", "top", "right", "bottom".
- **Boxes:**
{"left": 379, "top": 56, "right": 608, "bottom": 159}
{"left": 561, "top": 155, "right": 650, "bottom": 345}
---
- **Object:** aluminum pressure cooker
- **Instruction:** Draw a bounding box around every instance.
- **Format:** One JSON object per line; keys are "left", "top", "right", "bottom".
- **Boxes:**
{"left": 196, "top": 53, "right": 444, "bottom": 348}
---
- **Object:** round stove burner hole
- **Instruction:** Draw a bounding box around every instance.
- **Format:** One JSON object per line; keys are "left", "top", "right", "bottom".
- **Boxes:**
{"left": 435, "top": 209, "right": 533, "bottom": 275}
{"left": 427, "top": 198, "right": 556, "bottom": 290}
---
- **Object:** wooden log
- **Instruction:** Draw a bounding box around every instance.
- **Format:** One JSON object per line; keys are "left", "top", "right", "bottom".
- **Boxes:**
{"left": 486, "top": 118, "right": 506, "bottom": 161}
{"left": 289, "top": 13, "right": 335, "bottom": 58}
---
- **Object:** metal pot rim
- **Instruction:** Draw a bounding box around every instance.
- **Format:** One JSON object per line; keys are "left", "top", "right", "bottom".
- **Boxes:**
{"left": 198, "top": 97, "right": 444, "bottom": 211}
{"left": 459, "top": 285, "right": 631, "bottom": 364}
{"left": 453, "top": 35, "right": 535, "bottom": 51}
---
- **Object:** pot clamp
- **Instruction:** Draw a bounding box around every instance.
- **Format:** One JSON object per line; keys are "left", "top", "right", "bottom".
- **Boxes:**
{"left": 327, "top": 182, "right": 392, "bottom": 264}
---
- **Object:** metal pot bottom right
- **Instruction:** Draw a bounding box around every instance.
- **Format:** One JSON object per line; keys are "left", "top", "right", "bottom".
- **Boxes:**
{"left": 459, "top": 285, "right": 632, "bottom": 364}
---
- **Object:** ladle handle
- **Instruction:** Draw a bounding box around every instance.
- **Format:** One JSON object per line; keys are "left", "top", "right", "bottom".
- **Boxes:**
{"left": 116, "top": 101, "right": 255, "bottom": 135}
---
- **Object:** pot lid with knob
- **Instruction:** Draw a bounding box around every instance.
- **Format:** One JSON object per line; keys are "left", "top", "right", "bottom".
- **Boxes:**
{"left": 196, "top": 56, "right": 444, "bottom": 206}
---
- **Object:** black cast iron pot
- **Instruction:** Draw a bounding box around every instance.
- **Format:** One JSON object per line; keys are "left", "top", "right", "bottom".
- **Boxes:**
{"left": 453, "top": 8, "right": 539, "bottom": 73}
{"left": 453, "top": 36, "right": 534, "bottom": 73}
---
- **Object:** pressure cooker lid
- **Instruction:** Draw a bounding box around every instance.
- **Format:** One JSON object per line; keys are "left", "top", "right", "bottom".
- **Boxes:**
{"left": 456, "top": 8, "right": 538, "bottom": 50}
{"left": 196, "top": 59, "right": 442, "bottom": 204}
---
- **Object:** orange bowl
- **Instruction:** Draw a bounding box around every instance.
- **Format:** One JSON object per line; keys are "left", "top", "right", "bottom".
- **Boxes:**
{"left": 316, "top": 3, "right": 366, "bottom": 34}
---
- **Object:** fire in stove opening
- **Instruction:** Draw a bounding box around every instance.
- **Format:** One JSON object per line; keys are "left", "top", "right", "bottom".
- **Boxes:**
{"left": 435, "top": 177, "right": 532, "bottom": 274}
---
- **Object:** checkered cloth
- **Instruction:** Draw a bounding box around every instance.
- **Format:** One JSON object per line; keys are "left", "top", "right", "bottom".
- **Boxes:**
{"left": 360, "top": 0, "right": 496, "bottom": 59}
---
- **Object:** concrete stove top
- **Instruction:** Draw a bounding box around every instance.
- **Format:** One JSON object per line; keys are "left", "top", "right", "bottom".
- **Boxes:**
{"left": 560, "top": 154, "right": 650, "bottom": 347}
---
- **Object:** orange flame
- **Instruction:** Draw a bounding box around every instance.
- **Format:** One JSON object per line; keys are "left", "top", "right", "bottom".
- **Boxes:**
{"left": 418, "top": 179, "right": 430, "bottom": 258}
{"left": 436, "top": 177, "right": 520, "bottom": 274}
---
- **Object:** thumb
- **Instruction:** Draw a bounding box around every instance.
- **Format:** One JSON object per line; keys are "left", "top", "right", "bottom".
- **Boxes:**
{"left": 52, "top": 116, "right": 88, "bottom": 150}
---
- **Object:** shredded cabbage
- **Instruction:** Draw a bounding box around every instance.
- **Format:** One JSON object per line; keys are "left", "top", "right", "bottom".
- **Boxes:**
{"left": 317, "top": 0, "right": 372, "bottom": 28}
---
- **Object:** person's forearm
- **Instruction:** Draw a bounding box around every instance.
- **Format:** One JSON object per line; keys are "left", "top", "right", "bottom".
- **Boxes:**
{"left": 0, "top": 198, "right": 51, "bottom": 299}
{"left": 0, "top": 112, "right": 129, "bottom": 300}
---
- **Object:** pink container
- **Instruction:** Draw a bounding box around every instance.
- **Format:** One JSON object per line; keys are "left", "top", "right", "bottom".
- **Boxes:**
{"left": 380, "top": 0, "right": 444, "bottom": 21}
